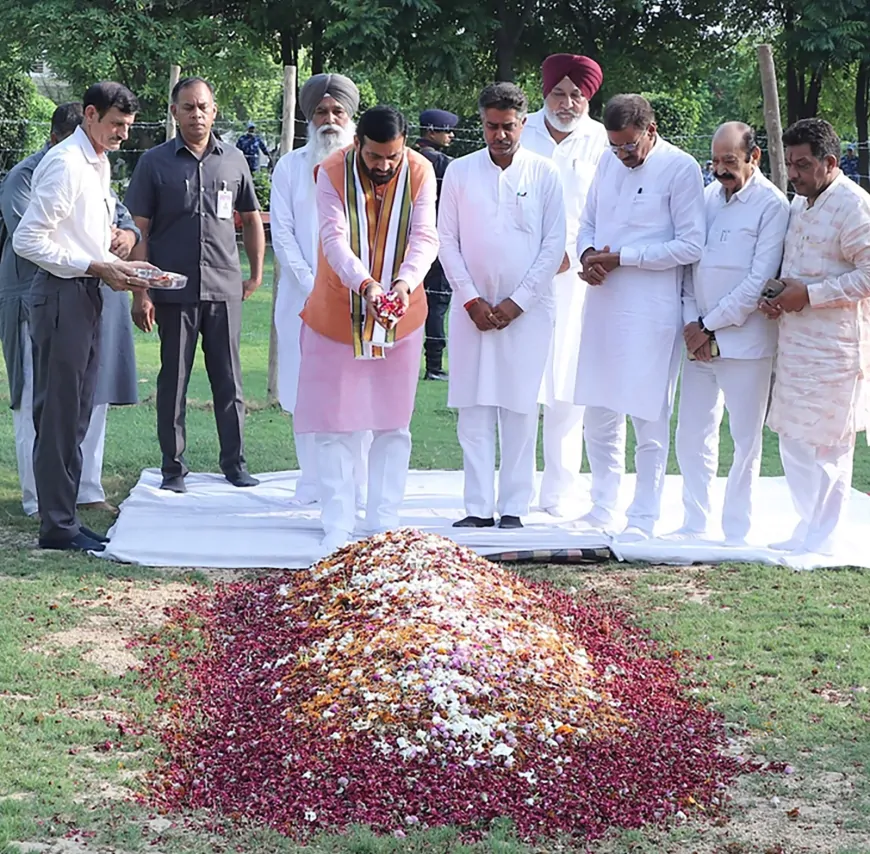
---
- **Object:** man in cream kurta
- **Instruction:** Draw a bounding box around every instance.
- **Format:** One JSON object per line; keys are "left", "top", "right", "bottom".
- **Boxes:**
{"left": 270, "top": 73, "right": 369, "bottom": 507}
{"left": 760, "top": 118, "right": 870, "bottom": 557}
{"left": 575, "top": 94, "right": 705, "bottom": 543}
{"left": 676, "top": 122, "right": 789, "bottom": 544}
{"left": 522, "top": 53, "right": 608, "bottom": 517}
{"left": 439, "top": 83, "right": 566, "bottom": 529}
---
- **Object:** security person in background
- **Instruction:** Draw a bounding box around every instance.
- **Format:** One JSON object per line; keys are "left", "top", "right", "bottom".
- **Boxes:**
{"left": 124, "top": 76, "right": 266, "bottom": 493}
{"left": 415, "top": 108, "right": 458, "bottom": 380}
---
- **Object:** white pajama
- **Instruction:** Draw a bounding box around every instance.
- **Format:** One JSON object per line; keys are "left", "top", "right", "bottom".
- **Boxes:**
{"left": 294, "top": 428, "right": 369, "bottom": 506}
{"left": 583, "top": 404, "right": 672, "bottom": 533}
{"left": 13, "top": 320, "right": 106, "bottom": 515}
{"left": 675, "top": 356, "right": 772, "bottom": 540}
{"left": 315, "top": 429, "right": 410, "bottom": 538}
{"left": 458, "top": 405, "right": 538, "bottom": 519}
{"left": 539, "top": 401, "right": 585, "bottom": 511}
{"left": 778, "top": 435, "right": 855, "bottom": 554}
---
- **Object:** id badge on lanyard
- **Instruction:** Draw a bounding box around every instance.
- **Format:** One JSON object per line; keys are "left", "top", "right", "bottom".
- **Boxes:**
{"left": 217, "top": 180, "right": 233, "bottom": 219}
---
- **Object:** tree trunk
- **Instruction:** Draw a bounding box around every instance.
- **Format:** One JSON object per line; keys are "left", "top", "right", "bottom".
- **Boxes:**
{"left": 857, "top": 59, "right": 870, "bottom": 192}
{"left": 494, "top": 26, "right": 516, "bottom": 81}
{"left": 279, "top": 26, "right": 298, "bottom": 69}
{"left": 786, "top": 58, "right": 801, "bottom": 126}
{"left": 311, "top": 19, "right": 324, "bottom": 75}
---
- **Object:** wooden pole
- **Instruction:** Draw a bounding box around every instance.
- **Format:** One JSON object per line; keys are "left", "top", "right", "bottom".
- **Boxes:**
{"left": 267, "top": 65, "right": 297, "bottom": 403}
{"left": 166, "top": 64, "right": 181, "bottom": 140}
{"left": 757, "top": 44, "right": 788, "bottom": 193}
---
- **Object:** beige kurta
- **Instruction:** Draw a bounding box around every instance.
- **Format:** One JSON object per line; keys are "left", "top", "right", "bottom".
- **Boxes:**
{"left": 767, "top": 174, "right": 870, "bottom": 446}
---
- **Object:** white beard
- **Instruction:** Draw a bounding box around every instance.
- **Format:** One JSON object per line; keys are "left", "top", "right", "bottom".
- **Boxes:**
{"left": 309, "top": 120, "right": 356, "bottom": 164}
{"left": 544, "top": 105, "right": 584, "bottom": 134}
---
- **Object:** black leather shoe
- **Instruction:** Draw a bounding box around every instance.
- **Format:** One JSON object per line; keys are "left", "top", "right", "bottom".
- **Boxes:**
{"left": 226, "top": 470, "right": 259, "bottom": 488}
{"left": 160, "top": 475, "right": 187, "bottom": 493}
{"left": 498, "top": 515, "right": 523, "bottom": 529}
{"left": 452, "top": 515, "right": 496, "bottom": 528}
{"left": 39, "top": 532, "right": 106, "bottom": 553}
{"left": 80, "top": 525, "right": 109, "bottom": 544}
{"left": 424, "top": 369, "right": 449, "bottom": 381}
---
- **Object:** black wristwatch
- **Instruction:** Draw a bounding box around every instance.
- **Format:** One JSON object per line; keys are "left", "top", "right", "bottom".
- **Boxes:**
{"left": 698, "top": 316, "right": 713, "bottom": 337}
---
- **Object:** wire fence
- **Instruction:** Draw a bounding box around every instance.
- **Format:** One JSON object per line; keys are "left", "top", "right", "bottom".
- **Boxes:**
{"left": 3, "top": 117, "right": 870, "bottom": 188}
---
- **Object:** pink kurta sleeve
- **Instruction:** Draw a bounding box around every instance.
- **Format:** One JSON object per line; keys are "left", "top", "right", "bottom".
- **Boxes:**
{"left": 395, "top": 168, "right": 438, "bottom": 291}
{"left": 316, "top": 166, "right": 371, "bottom": 293}
{"left": 807, "top": 195, "right": 870, "bottom": 307}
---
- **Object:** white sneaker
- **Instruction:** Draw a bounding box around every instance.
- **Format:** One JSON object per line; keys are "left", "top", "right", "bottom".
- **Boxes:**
{"left": 661, "top": 527, "right": 708, "bottom": 541}
{"left": 570, "top": 511, "right": 613, "bottom": 534}
{"left": 723, "top": 536, "right": 749, "bottom": 547}
{"left": 319, "top": 530, "right": 352, "bottom": 556}
{"left": 289, "top": 486, "right": 319, "bottom": 507}
{"left": 769, "top": 536, "right": 804, "bottom": 552}
{"left": 613, "top": 525, "right": 651, "bottom": 545}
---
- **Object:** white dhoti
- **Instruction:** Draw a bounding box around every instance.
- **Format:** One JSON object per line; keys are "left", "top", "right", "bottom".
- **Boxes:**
{"left": 538, "top": 267, "right": 586, "bottom": 514}
{"left": 315, "top": 428, "right": 410, "bottom": 541}
{"left": 675, "top": 356, "right": 772, "bottom": 541}
{"left": 583, "top": 403, "right": 673, "bottom": 533}
{"left": 13, "top": 320, "right": 107, "bottom": 515}
{"left": 539, "top": 401, "right": 585, "bottom": 514}
{"left": 777, "top": 435, "right": 855, "bottom": 554}
{"left": 457, "top": 405, "right": 538, "bottom": 519}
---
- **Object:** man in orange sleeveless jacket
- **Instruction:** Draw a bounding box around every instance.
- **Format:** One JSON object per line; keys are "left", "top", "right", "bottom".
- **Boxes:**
{"left": 295, "top": 106, "right": 439, "bottom": 554}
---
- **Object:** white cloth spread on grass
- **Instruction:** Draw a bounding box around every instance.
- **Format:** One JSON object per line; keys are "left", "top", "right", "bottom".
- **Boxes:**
{"left": 100, "top": 469, "right": 870, "bottom": 571}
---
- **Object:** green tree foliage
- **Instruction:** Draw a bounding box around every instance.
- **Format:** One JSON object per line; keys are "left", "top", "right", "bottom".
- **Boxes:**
{"left": 0, "top": 73, "right": 47, "bottom": 171}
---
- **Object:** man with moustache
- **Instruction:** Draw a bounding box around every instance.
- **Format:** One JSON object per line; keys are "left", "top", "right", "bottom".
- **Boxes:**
{"left": 270, "top": 72, "right": 367, "bottom": 507}
{"left": 295, "top": 106, "right": 438, "bottom": 553}
{"left": 12, "top": 81, "right": 151, "bottom": 552}
{"left": 439, "top": 83, "right": 566, "bottom": 530}
{"left": 574, "top": 94, "right": 705, "bottom": 543}
{"left": 125, "top": 76, "right": 265, "bottom": 493}
{"left": 674, "top": 122, "right": 789, "bottom": 545}
{"left": 760, "top": 118, "right": 870, "bottom": 556}
{"left": 522, "top": 53, "right": 608, "bottom": 517}
{"left": 1, "top": 101, "right": 143, "bottom": 519}
{"left": 415, "top": 107, "right": 459, "bottom": 381}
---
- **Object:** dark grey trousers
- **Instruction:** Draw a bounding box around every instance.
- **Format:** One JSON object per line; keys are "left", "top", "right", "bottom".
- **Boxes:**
{"left": 30, "top": 272, "right": 102, "bottom": 542}
{"left": 154, "top": 300, "right": 246, "bottom": 479}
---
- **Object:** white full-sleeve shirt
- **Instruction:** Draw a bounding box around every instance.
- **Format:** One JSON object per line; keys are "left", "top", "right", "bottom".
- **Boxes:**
{"left": 682, "top": 169, "right": 789, "bottom": 359}
{"left": 438, "top": 146, "right": 566, "bottom": 413}
{"left": 574, "top": 136, "right": 705, "bottom": 421}
{"left": 13, "top": 126, "right": 117, "bottom": 278}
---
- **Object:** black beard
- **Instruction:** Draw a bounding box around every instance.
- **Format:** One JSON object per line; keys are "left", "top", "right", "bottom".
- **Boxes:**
{"left": 359, "top": 157, "right": 396, "bottom": 186}
{"left": 716, "top": 172, "right": 737, "bottom": 181}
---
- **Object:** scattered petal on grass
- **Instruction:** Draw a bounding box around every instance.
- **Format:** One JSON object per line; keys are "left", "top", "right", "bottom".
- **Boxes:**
{"left": 140, "top": 530, "right": 749, "bottom": 842}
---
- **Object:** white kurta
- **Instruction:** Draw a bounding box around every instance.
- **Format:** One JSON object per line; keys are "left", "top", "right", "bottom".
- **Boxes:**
{"left": 438, "top": 147, "right": 566, "bottom": 415}
{"left": 574, "top": 137, "right": 706, "bottom": 422}
{"left": 270, "top": 145, "right": 318, "bottom": 413}
{"left": 682, "top": 169, "right": 789, "bottom": 359}
{"left": 522, "top": 110, "right": 608, "bottom": 404}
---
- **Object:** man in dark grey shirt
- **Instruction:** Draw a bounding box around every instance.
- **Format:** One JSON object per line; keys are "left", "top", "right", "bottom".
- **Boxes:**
{"left": 125, "top": 76, "right": 266, "bottom": 492}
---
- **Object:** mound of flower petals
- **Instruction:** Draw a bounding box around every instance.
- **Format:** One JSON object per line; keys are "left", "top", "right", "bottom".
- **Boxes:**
{"left": 142, "top": 530, "right": 745, "bottom": 841}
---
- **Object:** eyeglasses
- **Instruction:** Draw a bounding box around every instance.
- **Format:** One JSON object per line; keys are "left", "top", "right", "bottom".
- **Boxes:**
{"left": 609, "top": 135, "right": 645, "bottom": 155}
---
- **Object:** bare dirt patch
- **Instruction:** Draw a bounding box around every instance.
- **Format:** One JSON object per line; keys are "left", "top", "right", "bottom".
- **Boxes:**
{"left": 31, "top": 581, "right": 195, "bottom": 676}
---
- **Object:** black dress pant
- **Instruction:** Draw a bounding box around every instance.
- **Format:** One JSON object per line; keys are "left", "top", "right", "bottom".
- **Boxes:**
{"left": 423, "top": 260, "right": 451, "bottom": 373}
{"left": 30, "top": 273, "right": 102, "bottom": 542}
{"left": 154, "top": 300, "right": 247, "bottom": 478}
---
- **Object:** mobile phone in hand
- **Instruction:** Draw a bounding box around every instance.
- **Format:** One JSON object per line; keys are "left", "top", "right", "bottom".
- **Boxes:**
{"left": 761, "top": 278, "right": 786, "bottom": 300}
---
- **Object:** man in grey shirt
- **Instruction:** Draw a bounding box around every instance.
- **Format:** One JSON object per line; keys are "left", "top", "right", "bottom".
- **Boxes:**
{"left": 125, "top": 76, "right": 266, "bottom": 493}
{"left": 0, "top": 102, "right": 141, "bottom": 519}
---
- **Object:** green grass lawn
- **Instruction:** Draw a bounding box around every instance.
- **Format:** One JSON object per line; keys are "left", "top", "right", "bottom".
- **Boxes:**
{"left": 0, "top": 254, "right": 868, "bottom": 853}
